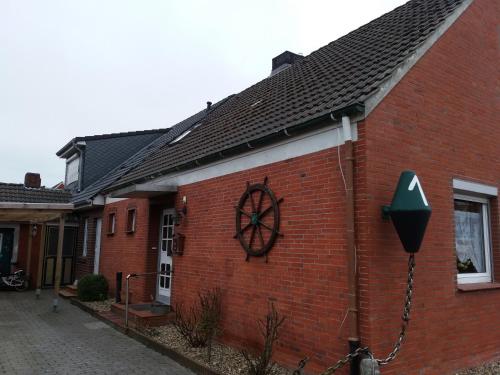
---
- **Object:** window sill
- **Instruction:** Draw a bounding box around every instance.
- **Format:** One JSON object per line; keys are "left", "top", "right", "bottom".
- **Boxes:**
{"left": 457, "top": 282, "right": 500, "bottom": 292}
{"left": 107, "top": 232, "right": 115, "bottom": 236}
{"left": 125, "top": 230, "right": 135, "bottom": 234}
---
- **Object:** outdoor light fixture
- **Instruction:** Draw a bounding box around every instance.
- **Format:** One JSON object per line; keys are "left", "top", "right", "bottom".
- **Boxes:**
{"left": 174, "top": 196, "right": 188, "bottom": 225}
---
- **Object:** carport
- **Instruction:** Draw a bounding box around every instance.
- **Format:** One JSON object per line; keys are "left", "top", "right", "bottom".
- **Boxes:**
{"left": 0, "top": 177, "right": 74, "bottom": 310}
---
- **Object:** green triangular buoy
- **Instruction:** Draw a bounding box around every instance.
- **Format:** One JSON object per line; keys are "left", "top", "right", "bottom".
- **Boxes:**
{"left": 383, "top": 171, "right": 432, "bottom": 253}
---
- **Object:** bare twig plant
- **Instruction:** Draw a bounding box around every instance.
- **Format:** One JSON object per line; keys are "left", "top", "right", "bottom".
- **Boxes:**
{"left": 242, "top": 302, "right": 286, "bottom": 375}
{"left": 173, "top": 288, "right": 222, "bottom": 360}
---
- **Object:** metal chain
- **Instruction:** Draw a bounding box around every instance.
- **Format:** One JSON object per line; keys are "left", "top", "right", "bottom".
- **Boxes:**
{"left": 293, "top": 254, "right": 416, "bottom": 374}
{"left": 376, "top": 254, "right": 415, "bottom": 366}
{"left": 319, "top": 346, "right": 370, "bottom": 375}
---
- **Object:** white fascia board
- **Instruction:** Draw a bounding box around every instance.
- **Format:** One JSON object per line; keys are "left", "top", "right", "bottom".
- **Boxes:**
{"left": 453, "top": 179, "right": 498, "bottom": 197}
{"left": 364, "top": 0, "right": 474, "bottom": 116}
{"left": 105, "top": 197, "right": 128, "bottom": 205}
{"left": 149, "top": 120, "right": 357, "bottom": 187}
{"left": 93, "top": 195, "right": 105, "bottom": 206}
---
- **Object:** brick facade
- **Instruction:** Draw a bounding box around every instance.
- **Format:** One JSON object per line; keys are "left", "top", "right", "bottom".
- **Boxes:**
{"left": 358, "top": 0, "right": 500, "bottom": 373}
{"left": 97, "top": 1, "right": 499, "bottom": 374}
{"left": 100, "top": 197, "right": 175, "bottom": 303}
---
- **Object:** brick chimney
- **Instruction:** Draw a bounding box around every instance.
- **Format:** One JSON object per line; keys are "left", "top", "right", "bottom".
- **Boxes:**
{"left": 24, "top": 173, "right": 41, "bottom": 189}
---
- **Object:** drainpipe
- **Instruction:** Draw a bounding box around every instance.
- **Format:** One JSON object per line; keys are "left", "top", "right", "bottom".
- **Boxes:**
{"left": 342, "top": 115, "right": 360, "bottom": 375}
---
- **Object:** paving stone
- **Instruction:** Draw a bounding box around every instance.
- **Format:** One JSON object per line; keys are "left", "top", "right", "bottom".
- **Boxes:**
{"left": 0, "top": 292, "right": 195, "bottom": 375}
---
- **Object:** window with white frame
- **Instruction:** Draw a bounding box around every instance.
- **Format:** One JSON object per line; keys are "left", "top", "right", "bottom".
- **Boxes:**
{"left": 453, "top": 179, "right": 497, "bottom": 284}
{"left": 82, "top": 218, "right": 88, "bottom": 257}
{"left": 108, "top": 213, "right": 116, "bottom": 235}
{"left": 126, "top": 208, "right": 136, "bottom": 233}
{"left": 65, "top": 154, "right": 80, "bottom": 185}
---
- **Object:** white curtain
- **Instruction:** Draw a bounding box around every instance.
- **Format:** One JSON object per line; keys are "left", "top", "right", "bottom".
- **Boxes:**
{"left": 455, "top": 209, "right": 485, "bottom": 273}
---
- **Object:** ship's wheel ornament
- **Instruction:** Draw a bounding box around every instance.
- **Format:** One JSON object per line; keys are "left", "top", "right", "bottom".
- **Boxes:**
{"left": 234, "top": 177, "right": 283, "bottom": 261}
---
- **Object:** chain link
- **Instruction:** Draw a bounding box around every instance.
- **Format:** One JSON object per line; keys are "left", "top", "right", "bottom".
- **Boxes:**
{"left": 319, "top": 346, "right": 369, "bottom": 375}
{"left": 293, "top": 254, "right": 416, "bottom": 374}
{"left": 376, "top": 254, "right": 415, "bottom": 366}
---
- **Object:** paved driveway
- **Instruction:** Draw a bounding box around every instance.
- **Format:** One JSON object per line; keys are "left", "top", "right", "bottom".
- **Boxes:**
{"left": 0, "top": 292, "right": 194, "bottom": 375}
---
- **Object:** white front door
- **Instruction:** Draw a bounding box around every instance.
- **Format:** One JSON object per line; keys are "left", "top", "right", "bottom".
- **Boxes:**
{"left": 93, "top": 218, "right": 102, "bottom": 275}
{"left": 157, "top": 209, "right": 174, "bottom": 305}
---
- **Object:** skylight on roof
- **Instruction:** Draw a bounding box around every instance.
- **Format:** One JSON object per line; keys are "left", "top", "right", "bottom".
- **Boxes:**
{"left": 170, "top": 122, "right": 201, "bottom": 144}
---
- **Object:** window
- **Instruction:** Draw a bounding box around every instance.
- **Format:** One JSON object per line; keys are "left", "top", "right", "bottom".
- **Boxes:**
{"left": 453, "top": 179, "right": 497, "bottom": 284}
{"left": 65, "top": 154, "right": 80, "bottom": 185}
{"left": 126, "top": 209, "right": 136, "bottom": 233}
{"left": 107, "top": 213, "right": 116, "bottom": 235}
{"left": 82, "top": 218, "right": 88, "bottom": 257}
{"left": 170, "top": 122, "right": 201, "bottom": 144}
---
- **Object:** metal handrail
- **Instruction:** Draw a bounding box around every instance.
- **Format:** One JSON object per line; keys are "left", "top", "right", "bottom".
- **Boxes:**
{"left": 125, "top": 270, "right": 173, "bottom": 328}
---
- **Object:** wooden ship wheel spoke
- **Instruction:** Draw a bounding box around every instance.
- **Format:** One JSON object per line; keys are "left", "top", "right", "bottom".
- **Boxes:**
{"left": 234, "top": 177, "right": 283, "bottom": 260}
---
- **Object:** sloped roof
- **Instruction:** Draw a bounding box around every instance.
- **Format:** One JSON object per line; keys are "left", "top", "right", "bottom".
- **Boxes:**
{"left": 56, "top": 128, "right": 169, "bottom": 157}
{"left": 107, "top": 0, "right": 466, "bottom": 191}
{"left": 0, "top": 183, "right": 71, "bottom": 204}
{"left": 71, "top": 97, "right": 232, "bottom": 206}
{"left": 80, "top": 132, "right": 164, "bottom": 190}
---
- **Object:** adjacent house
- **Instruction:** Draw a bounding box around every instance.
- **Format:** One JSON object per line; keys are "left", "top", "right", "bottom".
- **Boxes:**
{"left": 86, "top": 0, "right": 498, "bottom": 374}
{"left": 56, "top": 129, "right": 171, "bottom": 279}
{"left": 0, "top": 173, "right": 73, "bottom": 291}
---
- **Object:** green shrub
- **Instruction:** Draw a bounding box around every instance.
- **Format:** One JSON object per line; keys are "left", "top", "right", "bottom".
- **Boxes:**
{"left": 77, "top": 274, "right": 109, "bottom": 301}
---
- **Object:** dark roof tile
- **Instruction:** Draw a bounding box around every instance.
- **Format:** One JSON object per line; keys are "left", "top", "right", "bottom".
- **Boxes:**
{"left": 109, "top": 0, "right": 464, "bottom": 190}
{"left": 0, "top": 183, "right": 71, "bottom": 204}
{"left": 71, "top": 97, "right": 232, "bottom": 205}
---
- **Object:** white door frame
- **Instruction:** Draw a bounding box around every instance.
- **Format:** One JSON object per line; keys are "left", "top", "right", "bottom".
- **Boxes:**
{"left": 93, "top": 218, "right": 102, "bottom": 275}
{"left": 156, "top": 209, "right": 175, "bottom": 305}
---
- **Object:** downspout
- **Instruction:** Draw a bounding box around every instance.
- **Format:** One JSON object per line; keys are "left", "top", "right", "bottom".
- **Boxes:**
{"left": 342, "top": 115, "right": 360, "bottom": 375}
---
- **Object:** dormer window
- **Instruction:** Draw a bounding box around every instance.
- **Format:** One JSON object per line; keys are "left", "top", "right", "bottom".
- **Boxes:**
{"left": 65, "top": 154, "right": 80, "bottom": 185}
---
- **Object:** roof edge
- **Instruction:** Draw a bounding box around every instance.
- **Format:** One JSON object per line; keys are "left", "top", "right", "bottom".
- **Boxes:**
{"left": 364, "top": 0, "right": 474, "bottom": 116}
{"left": 56, "top": 128, "right": 170, "bottom": 157}
{"left": 105, "top": 102, "right": 365, "bottom": 193}
{"left": 0, "top": 202, "right": 74, "bottom": 210}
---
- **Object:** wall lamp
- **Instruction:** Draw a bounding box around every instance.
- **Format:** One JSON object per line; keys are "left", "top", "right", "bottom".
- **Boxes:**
{"left": 174, "top": 196, "right": 188, "bottom": 226}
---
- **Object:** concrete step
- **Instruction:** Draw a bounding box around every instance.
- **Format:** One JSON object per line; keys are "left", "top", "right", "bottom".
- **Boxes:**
{"left": 59, "top": 288, "right": 77, "bottom": 299}
{"left": 66, "top": 284, "right": 78, "bottom": 292}
{"left": 111, "top": 302, "right": 173, "bottom": 327}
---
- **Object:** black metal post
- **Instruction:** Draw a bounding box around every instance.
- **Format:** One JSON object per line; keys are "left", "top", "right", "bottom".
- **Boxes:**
{"left": 349, "top": 340, "right": 361, "bottom": 375}
{"left": 116, "top": 272, "right": 122, "bottom": 303}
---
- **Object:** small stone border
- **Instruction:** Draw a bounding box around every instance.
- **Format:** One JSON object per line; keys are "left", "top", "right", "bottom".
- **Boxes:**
{"left": 71, "top": 299, "right": 220, "bottom": 375}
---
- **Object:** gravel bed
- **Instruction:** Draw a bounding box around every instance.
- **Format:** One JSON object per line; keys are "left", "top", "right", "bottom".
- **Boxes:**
{"left": 455, "top": 361, "right": 500, "bottom": 375}
{"left": 147, "top": 324, "right": 290, "bottom": 375}
{"left": 81, "top": 298, "right": 114, "bottom": 312}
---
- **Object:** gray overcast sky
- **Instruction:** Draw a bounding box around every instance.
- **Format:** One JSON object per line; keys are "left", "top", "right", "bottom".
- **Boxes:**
{"left": 0, "top": 0, "right": 407, "bottom": 187}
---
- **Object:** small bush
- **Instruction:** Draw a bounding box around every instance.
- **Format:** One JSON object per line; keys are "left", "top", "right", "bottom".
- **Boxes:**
{"left": 242, "top": 302, "right": 286, "bottom": 375}
{"left": 77, "top": 274, "right": 109, "bottom": 301}
{"left": 173, "top": 287, "right": 222, "bottom": 358}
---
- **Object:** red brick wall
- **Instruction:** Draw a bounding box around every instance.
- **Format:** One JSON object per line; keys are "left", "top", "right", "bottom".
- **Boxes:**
{"left": 361, "top": 0, "right": 500, "bottom": 374}
{"left": 100, "top": 198, "right": 160, "bottom": 302}
{"left": 97, "top": 2, "right": 498, "bottom": 374}
{"left": 75, "top": 207, "right": 103, "bottom": 279}
{"left": 171, "top": 146, "right": 352, "bottom": 372}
